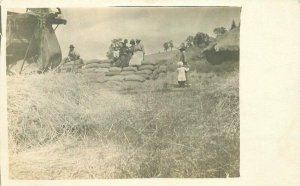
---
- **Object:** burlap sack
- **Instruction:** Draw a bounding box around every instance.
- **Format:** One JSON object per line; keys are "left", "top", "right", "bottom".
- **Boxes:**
{"left": 85, "top": 59, "right": 112, "bottom": 65}
{"left": 135, "top": 69, "right": 153, "bottom": 75}
{"left": 82, "top": 68, "right": 96, "bottom": 73}
{"left": 120, "top": 71, "right": 136, "bottom": 75}
{"left": 141, "top": 60, "right": 157, "bottom": 65}
{"left": 122, "top": 67, "right": 137, "bottom": 72}
{"left": 138, "top": 73, "right": 150, "bottom": 80}
{"left": 139, "top": 64, "right": 155, "bottom": 71}
{"left": 85, "top": 63, "right": 111, "bottom": 69}
{"left": 109, "top": 67, "right": 122, "bottom": 72}
{"left": 85, "top": 59, "right": 102, "bottom": 65}
{"left": 95, "top": 68, "right": 109, "bottom": 73}
{"left": 106, "top": 71, "right": 121, "bottom": 76}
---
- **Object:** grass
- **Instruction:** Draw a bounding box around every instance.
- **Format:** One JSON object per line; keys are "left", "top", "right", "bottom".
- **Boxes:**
{"left": 8, "top": 50, "right": 239, "bottom": 179}
{"left": 8, "top": 69, "right": 239, "bottom": 179}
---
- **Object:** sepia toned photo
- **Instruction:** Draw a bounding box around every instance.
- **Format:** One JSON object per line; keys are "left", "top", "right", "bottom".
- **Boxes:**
{"left": 6, "top": 7, "right": 240, "bottom": 179}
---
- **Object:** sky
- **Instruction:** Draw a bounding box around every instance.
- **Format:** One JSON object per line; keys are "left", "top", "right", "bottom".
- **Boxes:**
{"left": 44, "top": 7, "right": 240, "bottom": 59}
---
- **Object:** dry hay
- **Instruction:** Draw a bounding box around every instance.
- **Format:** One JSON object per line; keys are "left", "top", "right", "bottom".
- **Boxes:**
{"left": 122, "top": 81, "right": 143, "bottom": 89}
{"left": 9, "top": 142, "right": 126, "bottom": 179}
{"left": 203, "top": 27, "right": 240, "bottom": 53}
{"left": 158, "top": 65, "right": 167, "bottom": 73}
{"left": 124, "top": 75, "right": 146, "bottom": 82}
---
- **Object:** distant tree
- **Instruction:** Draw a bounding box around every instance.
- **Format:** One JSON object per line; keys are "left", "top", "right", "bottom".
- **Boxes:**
{"left": 186, "top": 36, "right": 194, "bottom": 48}
{"left": 193, "top": 32, "right": 210, "bottom": 47}
{"left": 163, "top": 42, "right": 169, "bottom": 52}
{"left": 213, "top": 27, "right": 227, "bottom": 36}
{"left": 169, "top": 40, "right": 174, "bottom": 51}
{"left": 230, "top": 20, "right": 237, "bottom": 30}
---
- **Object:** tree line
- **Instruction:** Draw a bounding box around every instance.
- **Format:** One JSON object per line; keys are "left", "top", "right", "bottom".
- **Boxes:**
{"left": 162, "top": 19, "right": 239, "bottom": 52}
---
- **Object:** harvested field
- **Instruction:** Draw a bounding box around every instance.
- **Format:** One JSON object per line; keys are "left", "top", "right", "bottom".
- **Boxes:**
{"left": 8, "top": 66, "right": 239, "bottom": 179}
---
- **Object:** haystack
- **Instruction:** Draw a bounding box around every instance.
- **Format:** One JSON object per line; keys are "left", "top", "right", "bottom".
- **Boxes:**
{"left": 203, "top": 27, "right": 240, "bottom": 64}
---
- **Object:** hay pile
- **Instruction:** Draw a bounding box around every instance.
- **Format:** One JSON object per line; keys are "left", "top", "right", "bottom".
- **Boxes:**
{"left": 202, "top": 27, "right": 240, "bottom": 64}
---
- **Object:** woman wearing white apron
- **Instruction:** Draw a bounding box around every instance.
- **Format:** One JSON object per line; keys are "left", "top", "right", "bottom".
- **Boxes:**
{"left": 129, "top": 39, "right": 145, "bottom": 66}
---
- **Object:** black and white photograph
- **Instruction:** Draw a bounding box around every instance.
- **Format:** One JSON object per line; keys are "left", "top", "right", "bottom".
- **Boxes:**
{"left": 6, "top": 7, "right": 241, "bottom": 179}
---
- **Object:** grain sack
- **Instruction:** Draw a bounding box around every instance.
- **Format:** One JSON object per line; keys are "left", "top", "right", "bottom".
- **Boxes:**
{"left": 85, "top": 59, "right": 102, "bottom": 65}
{"left": 135, "top": 69, "right": 153, "bottom": 75}
{"left": 152, "top": 68, "right": 159, "bottom": 75}
{"left": 138, "top": 73, "right": 150, "bottom": 80}
{"left": 158, "top": 65, "right": 167, "bottom": 73}
{"left": 99, "top": 59, "right": 112, "bottom": 64}
{"left": 142, "top": 60, "right": 157, "bottom": 65}
{"left": 106, "top": 75, "right": 124, "bottom": 82}
{"left": 139, "top": 64, "right": 155, "bottom": 71}
{"left": 105, "top": 71, "right": 121, "bottom": 76}
{"left": 124, "top": 75, "right": 146, "bottom": 82}
{"left": 122, "top": 66, "right": 137, "bottom": 72}
{"left": 82, "top": 68, "right": 96, "bottom": 73}
{"left": 95, "top": 68, "right": 109, "bottom": 73}
{"left": 120, "top": 71, "right": 135, "bottom": 75}
{"left": 109, "top": 67, "right": 122, "bottom": 72}
{"left": 84, "top": 63, "right": 111, "bottom": 69}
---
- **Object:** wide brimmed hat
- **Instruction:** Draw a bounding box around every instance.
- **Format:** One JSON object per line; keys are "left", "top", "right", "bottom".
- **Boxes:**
{"left": 136, "top": 39, "right": 141, "bottom": 42}
{"left": 69, "top": 44, "right": 75, "bottom": 48}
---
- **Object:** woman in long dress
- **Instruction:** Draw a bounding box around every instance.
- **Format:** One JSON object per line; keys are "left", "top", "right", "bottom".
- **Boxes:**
{"left": 129, "top": 39, "right": 145, "bottom": 66}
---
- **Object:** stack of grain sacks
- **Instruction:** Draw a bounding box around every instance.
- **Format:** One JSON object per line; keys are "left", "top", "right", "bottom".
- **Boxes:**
{"left": 78, "top": 58, "right": 169, "bottom": 88}
{"left": 59, "top": 59, "right": 84, "bottom": 73}
{"left": 82, "top": 59, "right": 112, "bottom": 73}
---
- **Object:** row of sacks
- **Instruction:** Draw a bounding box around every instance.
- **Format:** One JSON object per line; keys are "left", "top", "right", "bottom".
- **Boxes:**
{"left": 59, "top": 59, "right": 84, "bottom": 73}
{"left": 81, "top": 59, "right": 113, "bottom": 73}
{"left": 79, "top": 58, "right": 169, "bottom": 83}
{"left": 104, "top": 64, "right": 168, "bottom": 80}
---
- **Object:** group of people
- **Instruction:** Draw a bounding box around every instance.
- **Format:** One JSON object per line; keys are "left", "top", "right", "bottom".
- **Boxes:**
{"left": 112, "top": 39, "right": 145, "bottom": 68}
{"left": 60, "top": 40, "right": 190, "bottom": 88}
{"left": 59, "top": 38, "right": 145, "bottom": 71}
